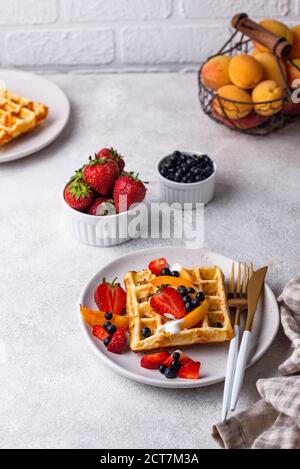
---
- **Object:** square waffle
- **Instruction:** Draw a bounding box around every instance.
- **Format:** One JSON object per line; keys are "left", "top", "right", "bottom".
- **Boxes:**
{"left": 124, "top": 266, "right": 234, "bottom": 352}
{"left": 0, "top": 89, "right": 48, "bottom": 145}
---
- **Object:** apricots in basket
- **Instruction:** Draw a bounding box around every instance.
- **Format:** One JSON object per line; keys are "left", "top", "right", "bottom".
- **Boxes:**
{"left": 254, "top": 19, "right": 293, "bottom": 53}
{"left": 201, "top": 55, "right": 232, "bottom": 91}
{"left": 252, "top": 80, "right": 284, "bottom": 116}
{"left": 229, "top": 54, "right": 263, "bottom": 89}
{"left": 213, "top": 85, "right": 253, "bottom": 120}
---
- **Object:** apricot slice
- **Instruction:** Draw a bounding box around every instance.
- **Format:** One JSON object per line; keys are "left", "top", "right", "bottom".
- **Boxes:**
{"left": 80, "top": 305, "right": 128, "bottom": 328}
{"left": 180, "top": 300, "right": 209, "bottom": 330}
{"left": 151, "top": 276, "right": 194, "bottom": 289}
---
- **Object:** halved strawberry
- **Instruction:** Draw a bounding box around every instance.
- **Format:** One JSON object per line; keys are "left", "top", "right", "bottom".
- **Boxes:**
{"left": 94, "top": 278, "right": 126, "bottom": 315}
{"left": 107, "top": 327, "right": 127, "bottom": 354}
{"left": 92, "top": 325, "right": 110, "bottom": 342}
{"left": 141, "top": 351, "right": 169, "bottom": 370}
{"left": 163, "top": 350, "right": 193, "bottom": 368}
{"left": 178, "top": 361, "right": 201, "bottom": 380}
{"left": 148, "top": 258, "right": 169, "bottom": 276}
{"left": 150, "top": 286, "right": 186, "bottom": 319}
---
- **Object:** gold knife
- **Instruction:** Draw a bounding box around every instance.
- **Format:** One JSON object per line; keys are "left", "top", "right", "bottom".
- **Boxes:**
{"left": 230, "top": 266, "right": 268, "bottom": 411}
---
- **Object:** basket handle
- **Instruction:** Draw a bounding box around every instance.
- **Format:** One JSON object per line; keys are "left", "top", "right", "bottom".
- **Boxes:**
{"left": 231, "top": 13, "right": 292, "bottom": 58}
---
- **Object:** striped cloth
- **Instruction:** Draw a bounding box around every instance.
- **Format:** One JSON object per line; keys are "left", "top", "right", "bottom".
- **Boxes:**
{"left": 212, "top": 275, "right": 300, "bottom": 449}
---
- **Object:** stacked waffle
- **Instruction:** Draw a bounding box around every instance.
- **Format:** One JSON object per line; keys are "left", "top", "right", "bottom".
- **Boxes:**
{"left": 124, "top": 266, "right": 233, "bottom": 352}
{"left": 0, "top": 89, "right": 48, "bottom": 145}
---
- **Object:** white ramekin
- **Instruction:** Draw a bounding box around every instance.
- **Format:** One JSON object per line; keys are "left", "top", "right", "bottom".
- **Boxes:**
{"left": 61, "top": 187, "right": 146, "bottom": 247}
{"left": 156, "top": 152, "right": 216, "bottom": 206}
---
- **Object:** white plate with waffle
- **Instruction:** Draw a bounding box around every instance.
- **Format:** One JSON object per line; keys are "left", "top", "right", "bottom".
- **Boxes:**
{"left": 0, "top": 69, "right": 70, "bottom": 163}
{"left": 79, "top": 247, "right": 280, "bottom": 388}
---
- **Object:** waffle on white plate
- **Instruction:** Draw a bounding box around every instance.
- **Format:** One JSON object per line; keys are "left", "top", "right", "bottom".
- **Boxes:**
{"left": 124, "top": 266, "right": 234, "bottom": 352}
{"left": 0, "top": 88, "right": 48, "bottom": 145}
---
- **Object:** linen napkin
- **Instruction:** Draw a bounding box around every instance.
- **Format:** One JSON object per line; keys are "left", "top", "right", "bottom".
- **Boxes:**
{"left": 212, "top": 274, "right": 300, "bottom": 449}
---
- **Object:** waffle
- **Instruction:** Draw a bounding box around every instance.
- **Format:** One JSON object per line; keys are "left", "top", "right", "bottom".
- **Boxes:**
{"left": 124, "top": 266, "right": 234, "bottom": 352}
{"left": 0, "top": 89, "right": 48, "bottom": 145}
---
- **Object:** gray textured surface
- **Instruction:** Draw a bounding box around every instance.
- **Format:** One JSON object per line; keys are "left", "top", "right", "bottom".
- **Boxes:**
{"left": 0, "top": 73, "right": 299, "bottom": 449}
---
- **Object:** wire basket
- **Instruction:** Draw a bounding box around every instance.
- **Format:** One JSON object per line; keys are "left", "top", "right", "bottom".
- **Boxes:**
{"left": 198, "top": 13, "right": 300, "bottom": 135}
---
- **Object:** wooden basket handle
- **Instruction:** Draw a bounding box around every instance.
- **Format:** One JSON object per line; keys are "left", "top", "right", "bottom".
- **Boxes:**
{"left": 231, "top": 13, "right": 292, "bottom": 58}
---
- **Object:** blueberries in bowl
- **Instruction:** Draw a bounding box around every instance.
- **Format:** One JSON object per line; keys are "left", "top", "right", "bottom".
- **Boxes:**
{"left": 159, "top": 151, "right": 214, "bottom": 184}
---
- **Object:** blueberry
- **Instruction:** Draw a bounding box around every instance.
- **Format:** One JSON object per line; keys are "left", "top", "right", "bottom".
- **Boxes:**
{"left": 107, "top": 323, "right": 116, "bottom": 335}
{"left": 104, "top": 336, "right": 111, "bottom": 347}
{"left": 182, "top": 176, "right": 189, "bottom": 184}
{"left": 187, "top": 287, "right": 195, "bottom": 294}
{"left": 171, "top": 360, "right": 181, "bottom": 370}
{"left": 192, "top": 298, "right": 201, "bottom": 307}
{"left": 177, "top": 286, "right": 187, "bottom": 296}
{"left": 182, "top": 295, "right": 191, "bottom": 303}
{"left": 172, "top": 351, "right": 181, "bottom": 360}
{"left": 171, "top": 271, "right": 180, "bottom": 277}
{"left": 159, "top": 364, "right": 167, "bottom": 375}
{"left": 103, "top": 321, "right": 111, "bottom": 331}
{"left": 213, "top": 322, "right": 223, "bottom": 329}
{"left": 161, "top": 267, "right": 172, "bottom": 276}
{"left": 142, "top": 327, "right": 151, "bottom": 338}
{"left": 196, "top": 291, "right": 205, "bottom": 302}
{"left": 164, "top": 368, "right": 177, "bottom": 379}
{"left": 185, "top": 302, "right": 193, "bottom": 312}
{"left": 173, "top": 150, "right": 181, "bottom": 157}
{"left": 105, "top": 312, "right": 113, "bottom": 320}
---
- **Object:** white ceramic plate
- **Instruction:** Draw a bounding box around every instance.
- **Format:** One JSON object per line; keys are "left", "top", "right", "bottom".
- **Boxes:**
{"left": 0, "top": 69, "right": 70, "bottom": 163}
{"left": 79, "top": 247, "right": 280, "bottom": 388}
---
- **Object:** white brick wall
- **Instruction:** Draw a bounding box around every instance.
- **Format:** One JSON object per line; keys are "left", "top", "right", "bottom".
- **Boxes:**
{"left": 0, "top": 0, "right": 299, "bottom": 73}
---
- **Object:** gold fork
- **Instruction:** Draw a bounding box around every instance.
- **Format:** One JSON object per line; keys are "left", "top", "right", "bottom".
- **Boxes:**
{"left": 221, "top": 261, "right": 253, "bottom": 421}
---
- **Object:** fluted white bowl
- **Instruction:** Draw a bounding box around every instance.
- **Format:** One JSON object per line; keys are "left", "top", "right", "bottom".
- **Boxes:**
{"left": 156, "top": 152, "right": 216, "bottom": 206}
{"left": 61, "top": 186, "right": 145, "bottom": 247}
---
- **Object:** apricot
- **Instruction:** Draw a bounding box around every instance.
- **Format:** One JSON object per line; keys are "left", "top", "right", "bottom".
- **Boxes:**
{"left": 287, "top": 58, "right": 300, "bottom": 87}
{"left": 251, "top": 48, "right": 261, "bottom": 57}
{"left": 201, "top": 55, "right": 232, "bottom": 91}
{"left": 254, "top": 19, "right": 293, "bottom": 53}
{"left": 252, "top": 80, "right": 284, "bottom": 116}
{"left": 255, "top": 52, "right": 287, "bottom": 88}
{"left": 290, "top": 25, "right": 300, "bottom": 59}
{"left": 229, "top": 54, "right": 263, "bottom": 89}
{"left": 213, "top": 85, "right": 253, "bottom": 120}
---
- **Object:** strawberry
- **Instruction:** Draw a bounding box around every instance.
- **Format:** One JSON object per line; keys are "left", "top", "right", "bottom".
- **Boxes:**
{"left": 150, "top": 286, "right": 186, "bottom": 319}
{"left": 94, "top": 278, "right": 126, "bottom": 315}
{"left": 83, "top": 156, "right": 119, "bottom": 195}
{"left": 141, "top": 351, "right": 169, "bottom": 370}
{"left": 178, "top": 361, "right": 201, "bottom": 380}
{"left": 113, "top": 172, "right": 147, "bottom": 213}
{"left": 148, "top": 258, "right": 169, "bottom": 276}
{"left": 97, "top": 147, "right": 125, "bottom": 172}
{"left": 64, "top": 174, "right": 94, "bottom": 211}
{"left": 107, "top": 326, "right": 127, "bottom": 354}
{"left": 88, "top": 197, "right": 116, "bottom": 216}
{"left": 163, "top": 351, "right": 193, "bottom": 368}
{"left": 92, "top": 325, "right": 110, "bottom": 342}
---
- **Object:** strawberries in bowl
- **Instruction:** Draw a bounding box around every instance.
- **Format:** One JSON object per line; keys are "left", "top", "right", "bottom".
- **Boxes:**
{"left": 63, "top": 147, "right": 147, "bottom": 216}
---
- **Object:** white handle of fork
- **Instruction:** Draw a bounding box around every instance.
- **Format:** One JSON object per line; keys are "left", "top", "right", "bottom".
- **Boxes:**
{"left": 221, "top": 324, "right": 239, "bottom": 422}
{"left": 230, "top": 330, "right": 252, "bottom": 411}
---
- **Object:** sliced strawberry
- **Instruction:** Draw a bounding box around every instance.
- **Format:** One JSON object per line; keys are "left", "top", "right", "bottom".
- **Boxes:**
{"left": 141, "top": 351, "right": 169, "bottom": 370}
{"left": 178, "top": 361, "right": 201, "bottom": 380}
{"left": 94, "top": 278, "right": 126, "bottom": 315}
{"left": 148, "top": 258, "right": 169, "bottom": 276}
{"left": 107, "top": 327, "right": 127, "bottom": 354}
{"left": 92, "top": 325, "right": 110, "bottom": 342}
{"left": 150, "top": 286, "right": 186, "bottom": 319}
{"left": 163, "top": 351, "right": 193, "bottom": 368}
